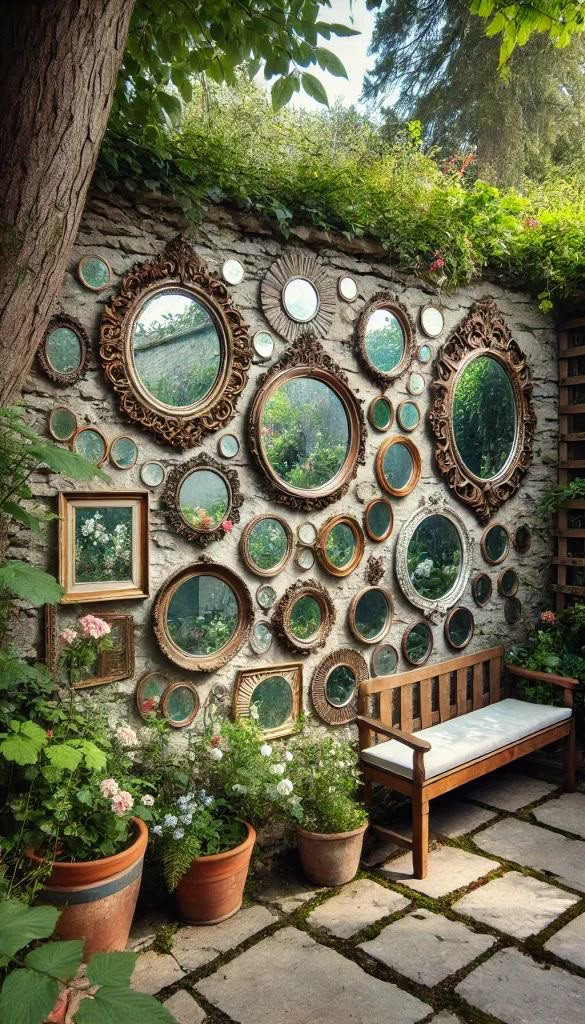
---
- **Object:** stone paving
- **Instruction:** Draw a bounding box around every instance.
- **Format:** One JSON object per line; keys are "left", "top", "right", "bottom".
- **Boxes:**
{"left": 129, "top": 765, "right": 585, "bottom": 1024}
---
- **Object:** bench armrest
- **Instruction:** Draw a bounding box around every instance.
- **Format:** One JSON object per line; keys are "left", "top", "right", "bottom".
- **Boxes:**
{"left": 507, "top": 663, "right": 580, "bottom": 690}
{"left": 356, "top": 715, "right": 432, "bottom": 752}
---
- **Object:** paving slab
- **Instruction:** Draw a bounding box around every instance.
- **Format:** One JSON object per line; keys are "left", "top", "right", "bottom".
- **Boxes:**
{"left": 381, "top": 845, "right": 499, "bottom": 898}
{"left": 430, "top": 798, "right": 497, "bottom": 838}
{"left": 359, "top": 908, "right": 495, "bottom": 987}
{"left": 130, "top": 950, "right": 185, "bottom": 995}
{"left": 171, "top": 905, "right": 277, "bottom": 971}
{"left": 163, "top": 990, "right": 206, "bottom": 1023}
{"left": 307, "top": 879, "right": 410, "bottom": 939}
{"left": 127, "top": 910, "right": 174, "bottom": 951}
{"left": 430, "top": 1014, "right": 463, "bottom": 1024}
{"left": 545, "top": 912, "right": 585, "bottom": 968}
{"left": 533, "top": 792, "right": 585, "bottom": 838}
{"left": 474, "top": 817, "right": 585, "bottom": 893}
{"left": 453, "top": 871, "right": 579, "bottom": 938}
{"left": 456, "top": 947, "right": 585, "bottom": 1024}
{"left": 196, "top": 926, "right": 430, "bottom": 1024}
{"left": 259, "top": 878, "right": 324, "bottom": 912}
{"left": 462, "top": 770, "right": 557, "bottom": 811}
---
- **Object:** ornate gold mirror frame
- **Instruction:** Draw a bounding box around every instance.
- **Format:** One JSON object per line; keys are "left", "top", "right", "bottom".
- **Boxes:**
{"left": 354, "top": 292, "right": 416, "bottom": 388}
{"left": 162, "top": 452, "right": 243, "bottom": 547}
{"left": 272, "top": 578, "right": 335, "bottom": 655}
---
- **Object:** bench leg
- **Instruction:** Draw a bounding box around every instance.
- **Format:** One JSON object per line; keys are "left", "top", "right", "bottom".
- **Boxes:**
{"left": 564, "top": 721, "right": 577, "bottom": 793}
{"left": 412, "top": 791, "right": 429, "bottom": 879}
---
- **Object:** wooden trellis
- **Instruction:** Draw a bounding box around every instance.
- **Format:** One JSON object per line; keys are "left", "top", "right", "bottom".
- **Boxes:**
{"left": 556, "top": 316, "right": 585, "bottom": 609}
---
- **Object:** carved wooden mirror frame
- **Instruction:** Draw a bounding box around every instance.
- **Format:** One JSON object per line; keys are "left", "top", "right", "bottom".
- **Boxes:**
{"left": 260, "top": 251, "right": 335, "bottom": 343}
{"left": 348, "top": 586, "right": 394, "bottom": 645}
{"left": 315, "top": 515, "right": 365, "bottom": 577}
{"left": 99, "top": 237, "right": 252, "bottom": 450}
{"left": 163, "top": 452, "right": 243, "bottom": 547}
{"left": 248, "top": 333, "right": 366, "bottom": 511}
{"left": 37, "top": 313, "right": 90, "bottom": 386}
{"left": 239, "top": 513, "right": 293, "bottom": 578}
{"left": 354, "top": 292, "right": 416, "bottom": 388}
{"left": 310, "top": 647, "right": 367, "bottom": 726}
{"left": 429, "top": 296, "right": 536, "bottom": 522}
{"left": 402, "top": 620, "right": 434, "bottom": 666}
{"left": 233, "top": 662, "right": 303, "bottom": 739}
{"left": 272, "top": 578, "right": 335, "bottom": 655}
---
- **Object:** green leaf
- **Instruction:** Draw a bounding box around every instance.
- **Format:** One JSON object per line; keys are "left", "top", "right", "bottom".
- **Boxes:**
{"left": 0, "top": 562, "right": 63, "bottom": 606}
{"left": 26, "top": 443, "right": 109, "bottom": 483}
{"left": 0, "top": 502, "right": 46, "bottom": 533}
{"left": 25, "top": 939, "right": 83, "bottom": 982}
{"left": 0, "top": 968, "right": 59, "bottom": 1024}
{"left": 0, "top": 720, "right": 47, "bottom": 765}
{"left": 301, "top": 72, "right": 329, "bottom": 107}
{"left": 21, "top": 721, "right": 50, "bottom": 747}
{"left": 86, "top": 951, "right": 137, "bottom": 988}
{"left": 271, "top": 74, "right": 297, "bottom": 111}
{"left": 319, "top": 21, "right": 360, "bottom": 38}
{"left": 0, "top": 901, "right": 59, "bottom": 958}
{"left": 76, "top": 987, "right": 175, "bottom": 1024}
{"left": 45, "top": 743, "right": 83, "bottom": 772}
{"left": 315, "top": 47, "right": 348, "bottom": 78}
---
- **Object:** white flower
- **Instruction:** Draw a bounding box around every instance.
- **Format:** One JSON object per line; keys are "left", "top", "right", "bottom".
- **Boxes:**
{"left": 173, "top": 828, "right": 185, "bottom": 840}
{"left": 260, "top": 743, "right": 272, "bottom": 757}
{"left": 276, "top": 778, "right": 294, "bottom": 797}
{"left": 209, "top": 747, "right": 223, "bottom": 761}
{"left": 180, "top": 813, "right": 193, "bottom": 825}
{"left": 250, "top": 704, "right": 260, "bottom": 720}
{"left": 232, "top": 784, "right": 248, "bottom": 795}
{"left": 203, "top": 795, "right": 214, "bottom": 807}
{"left": 270, "top": 763, "right": 285, "bottom": 776}
{"left": 163, "top": 814, "right": 178, "bottom": 828}
{"left": 284, "top": 751, "right": 293, "bottom": 762}
{"left": 141, "top": 794, "right": 155, "bottom": 807}
{"left": 413, "top": 558, "right": 433, "bottom": 580}
{"left": 152, "top": 825, "right": 163, "bottom": 837}
{"left": 116, "top": 725, "right": 138, "bottom": 747}
{"left": 99, "top": 778, "right": 119, "bottom": 799}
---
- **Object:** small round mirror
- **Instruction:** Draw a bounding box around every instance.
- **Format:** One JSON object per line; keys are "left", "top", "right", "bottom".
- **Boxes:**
{"left": 218, "top": 433, "right": 240, "bottom": 459}
{"left": 296, "top": 546, "right": 315, "bottom": 571}
{"left": 253, "top": 330, "right": 274, "bottom": 360}
{"left": 290, "top": 594, "right": 322, "bottom": 642}
{"left": 49, "top": 407, "right": 77, "bottom": 442}
{"left": 505, "top": 596, "right": 522, "bottom": 624}
{"left": 364, "top": 498, "right": 393, "bottom": 543}
{"left": 338, "top": 276, "right": 358, "bottom": 302}
{"left": 349, "top": 587, "right": 393, "bottom": 644}
{"left": 251, "top": 674, "right": 294, "bottom": 731}
{"left": 397, "top": 400, "right": 420, "bottom": 432}
{"left": 135, "top": 671, "right": 171, "bottom": 720}
{"left": 364, "top": 308, "right": 405, "bottom": 376}
{"left": 420, "top": 305, "right": 444, "bottom": 338}
{"left": 445, "top": 606, "right": 474, "bottom": 649}
{"left": 250, "top": 621, "right": 273, "bottom": 655}
{"left": 45, "top": 326, "right": 83, "bottom": 375}
{"left": 481, "top": 523, "right": 510, "bottom": 565}
{"left": 222, "top": 258, "right": 244, "bottom": 285}
{"left": 368, "top": 396, "right": 394, "bottom": 432}
{"left": 498, "top": 567, "right": 519, "bottom": 597}
{"left": 371, "top": 644, "right": 399, "bottom": 677}
{"left": 319, "top": 517, "right": 363, "bottom": 577}
{"left": 110, "top": 435, "right": 138, "bottom": 470}
{"left": 72, "top": 427, "right": 107, "bottom": 466}
{"left": 297, "top": 522, "right": 318, "bottom": 546}
{"left": 402, "top": 621, "right": 433, "bottom": 665}
{"left": 283, "top": 278, "right": 319, "bottom": 322}
{"left": 408, "top": 372, "right": 425, "bottom": 396}
{"left": 257, "top": 584, "right": 277, "bottom": 610}
{"left": 242, "top": 515, "right": 292, "bottom": 576}
{"left": 78, "top": 254, "right": 111, "bottom": 291}
{"left": 514, "top": 525, "right": 531, "bottom": 554}
{"left": 417, "top": 344, "right": 433, "bottom": 364}
{"left": 325, "top": 664, "right": 357, "bottom": 708}
{"left": 140, "top": 461, "right": 165, "bottom": 488}
{"left": 178, "top": 468, "right": 230, "bottom": 532}
{"left": 472, "top": 573, "right": 492, "bottom": 607}
{"left": 377, "top": 437, "right": 421, "bottom": 497}
{"left": 162, "top": 682, "right": 200, "bottom": 728}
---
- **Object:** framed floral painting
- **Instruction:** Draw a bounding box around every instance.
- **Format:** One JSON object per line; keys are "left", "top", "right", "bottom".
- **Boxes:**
{"left": 58, "top": 491, "right": 149, "bottom": 603}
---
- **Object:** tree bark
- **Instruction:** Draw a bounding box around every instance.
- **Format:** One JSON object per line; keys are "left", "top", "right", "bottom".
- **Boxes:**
{"left": 0, "top": 0, "right": 135, "bottom": 404}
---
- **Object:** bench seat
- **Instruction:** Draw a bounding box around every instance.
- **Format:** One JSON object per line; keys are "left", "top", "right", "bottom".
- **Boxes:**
{"left": 361, "top": 698, "right": 572, "bottom": 781}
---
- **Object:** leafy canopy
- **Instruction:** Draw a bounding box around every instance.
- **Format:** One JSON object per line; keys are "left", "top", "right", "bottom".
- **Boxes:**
{"left": 469, "top": 0, "right": 585, "bottom": 67}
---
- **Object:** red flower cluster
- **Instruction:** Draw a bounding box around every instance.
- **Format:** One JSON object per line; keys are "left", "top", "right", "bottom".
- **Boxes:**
{"left": 523, "top": 216, "right": 540, "bottom": 230}
{"left": 429, "top": 252, "right": 446, "bottom": 273}
{"left": 210, "top": 734, "right": 222, "bottom": 748}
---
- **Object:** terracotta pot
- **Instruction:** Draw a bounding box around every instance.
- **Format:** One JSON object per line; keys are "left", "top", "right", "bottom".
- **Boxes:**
{"left": 297, "top": 821, "right": 368, "bottom": 886}
{"left": 175, "top": 822, "right": 256, "bottom": 924}
{"left": 27, "top": 817, "right": 148, "bottom": 960}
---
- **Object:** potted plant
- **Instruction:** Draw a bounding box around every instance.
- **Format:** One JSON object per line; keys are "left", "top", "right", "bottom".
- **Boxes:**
{"left": 286, "top": 734, "right": 368, "bottom": 886}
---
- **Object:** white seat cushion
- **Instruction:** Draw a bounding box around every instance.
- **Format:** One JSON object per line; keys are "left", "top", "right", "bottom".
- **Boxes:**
{"left": 361, "top": 698, "right": 572, "bottom": 781}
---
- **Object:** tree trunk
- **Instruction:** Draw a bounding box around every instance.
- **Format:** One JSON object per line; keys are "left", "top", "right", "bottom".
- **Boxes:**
{"left": 0, "top": 0, "right": 135, "bottom": 404}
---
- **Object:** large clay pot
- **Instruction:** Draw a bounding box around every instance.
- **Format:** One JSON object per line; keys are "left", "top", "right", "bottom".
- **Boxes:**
{"left": 298, "top": 822, "right": 368, "bottom": 886}
{"left": 28, "top": 817, "right": 148, "bottom": 960}
{"left": 175, "top": 822, "right": 256, "bottom": 924}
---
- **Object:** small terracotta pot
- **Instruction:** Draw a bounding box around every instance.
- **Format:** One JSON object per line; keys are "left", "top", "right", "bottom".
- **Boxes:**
{"left": 297, "top": 821, "right": 368, "bottom": 886}
{"left": 27, "top": 817, "right": 148, "bottom": 960}
{"left": 175, "top": 822, "right": 256, "bottom": 924}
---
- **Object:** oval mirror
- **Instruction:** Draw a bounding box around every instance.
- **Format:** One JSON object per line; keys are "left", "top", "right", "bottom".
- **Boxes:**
{"left": 241, "top": 515, "right": 292, "bottom": 577}
{"left": 514, "top": 525, "right": 531, "bottom": 554}
{"left": 364, "top": 308, "right": 405, "bottom": 377}
{"left": 178, "top": 468, "right": 230, "bottom": 532}
{"left": 371, "top": 643, "right": 399, "bottom": 677}
{"left": 78, "top": 254, "right": 111, "bottom": 291}
{"left": 140, "top": 461, "right": 165, "bottom": 488}
{"left": 407, "top": 513, "right": 462, "bottom": 602}
{"left": 402, "top": 621, "right": 433, "bottom": 666}
{"left": 310, "top": 648, "right": 366, "bottom": 725}
{"left": 135, "top": 671, "right": 171, "bottom": 720}
{"left": 498, "top": 567, "right": 519, "bottom": 597}
{"left": 420, "top": 305, "right": 444, "bottom": 338}
{"left": 297, "top": 522, "right": 318, "bottom": 545}
{"left": 290, "top": 594, "right": 322, "bottom": 642}
{"left": 110, "top": 435, "right": 138, "bottom": 470}
{"left": 472, "top": 572, "right": 492, "bottom": 607}
{"left": 162, "top": 681, "right": 200, "bottom": 728}
{"left": 283, "top": 278, "right": 319, "bottom": 322}
{"left": 445, "top": 606, "right": 474, "bottom": 650}
{"left": 481, "top": 523, "right": 510, "bottom": 565}
{"left": 453, "top": 355, "right": 516, "bottom": 480}
{"left": 397, "top": 400, "right": 420, "bottom": 432}
{"left": 257, "top": 584, "right": 277, "bottom": 610}
{"left": 49, "top": 407, "right": 77, "bottom": 442}
{"left": 222, "top": 258, "right": 244, "bottom": 285}
{"left": 274, "top": 580, "right": 334, "bottom": 654}
{"left": 325, "top": 664, "right": 357, "bottom": 707}
{"left": 349, "top": 587, "right": 393, "bottom": 645}
{"left": 253, "top": 330, "right": 274, "bottom": 360}
{"left": 417, "top": 344, "right": 433, "bottom": 364}
{"left": 376, "top": 437, "right": 421, "bottom": 497}
{"left": 505, "top": 596, "right": 522, "bottom": 624}
{"left": 250, "top": 620, "right": 273, "bottom": 655}
{"left": 364, "top": 497, "right": 393, "bottom": 543}
{"left": 338, "top": 276, "right": 358, "bottom": 302}
{"left": 45, "top": 326, "right": 82, "bottom": 375}
{"left": 218, "top": 433, "right": 240, "bottom": 459}
{"left": 72, "top": 427, "right": 107, "bottom": 466}
{"left": 252, "top": 673, "right": 294, "bottom": 731}
{"left": 167, "top": 574, "right": 238, "bottom": 657}
{"left": 368, "top": 396, "right": 394, "bottom": 432}
{"left": 317, "top": 516, "right": 364, "bottom": 577}
{"left": 296, "top": 547, "right": 315, "bottom": 571}
{"left": 408, "top": 371, "right": 425, "bottom": 396}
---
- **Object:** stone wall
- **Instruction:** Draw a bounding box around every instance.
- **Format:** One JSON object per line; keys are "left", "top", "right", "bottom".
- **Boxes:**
{"left": 20, "top": 190, "right": 559, "bottom": 734}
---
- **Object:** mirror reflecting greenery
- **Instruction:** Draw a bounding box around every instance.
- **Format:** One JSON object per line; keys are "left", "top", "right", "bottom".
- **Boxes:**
{"left": 382, "top": 441, "right": 414, "bottom": 491}
{"left": 178, "top": 469, "right": 229, "bottom": 531}
{"left": 46, "top": 327, "right": 82, "bottom": 374}
{"left": 283, "top": 278, "right": 319, "bottom": 322}
{"left": 417, "top": 344, "right": 432, "bottom": 364}
{"left": 397, "top": 401, "right": 420, "bottom": 432}
{"left": 218, "top": 434, "right": 240, "bottom": 459}
{"left": 251, "top": 674, "right": 293, "bottom": 730}
{"left": 364, "top": 308, "right": 405, "bottom": 374}
{"left": 325, "top": 664, "right": 356, "bottom": 707}
{"left": 132, "top": 291, "right": 221, "bottom": 409}
{"left": 137, "top": 673, "right": 168, "bottom": 717}
{"left": 453, "top": 355, "right": 516, "bottom": 479}
{"left": 446, "top": 607, "right": 474, "bottom": 648}
{"left": 167, "top": 574, "right": 239, "bottom": 656}
{"left": 407, "top": 513, "right": 462, "bottom": 601}
{"left": 473, "top": 573, "right": 492, "bottom": 606}
{"left": 73, "top": 429, "right": 106, "bottom": 465}
{"left": 325, "top": 522, "right": 356, "bottom": 570}
{"left": 404, "top": 622, "right": 432, "bottom": 664}
{"left": 166, "top": 684, "right": 198, "bottom": 725}
{"left": 354, "top": 588, "right": 391, "bottom": 641}
{"left": 111, "top": 436, "right": 137, "bottom": 469}
{"left": 369, "top": 396, "right": 393, "bottom": 431}
{"left": 500, "top": 568, "right": 519, "bottom": 596}
{"left": 290, "top": 594, "right": 322, "bottom": 640}
{"left": 408, "top": 372, "right": 425, "bottom": 395}
{"left": 483, "top": 524, "right": 509, "bottom": 563}
{"left": 365, "top": 499, "right": 392, "bottom": 541}
{"left": 371, "top": 644, "right": 399, "bottom": 676}
{"left": 253, "top": 330, "right": 274, "bottom": 360}
{"left": 78, "top": 255, "right": 110, "bottom": 290}
{"left": 296, "top": 547, "right": 315, "bottom": 570}
{"left": 257, "top": 584, "right": 277, "bottom": 609}
{"left": 251, "top": 621, "right": 273, "bottom": 655}
{"left": 49, "top": 407, "right": 77, "bottom": 441}
{"left": 261, "top": 377, "right": 349, "bottom": 490}
{"left": 140, "top": 461, "right": 165, "bottom": 487}
{"left": 247, "top": 517, "right": 289, "bottom": 572}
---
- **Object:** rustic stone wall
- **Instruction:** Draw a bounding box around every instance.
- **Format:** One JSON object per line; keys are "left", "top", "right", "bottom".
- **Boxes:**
{"left": 20, "top": 190, "right": 558, "bottom": 735}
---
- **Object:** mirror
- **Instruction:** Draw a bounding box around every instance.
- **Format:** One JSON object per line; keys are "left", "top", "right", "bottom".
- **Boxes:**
{"left": 402, "top": 621, "right": 433, "bottom": 665}
{"left": 253, "top": 330, "right": 274, "bottom": 360}
{"left": 250, "top": 620, "right": 273, "bottom": 655}
{"left": 140, "top": 461, "right": 165, "bottom": 488}
{"left": 49, "top": 407, "right": 77, "bottom": 441}
{"left": 371, "top": 644, "right": 399, "bottom": 677}
{"left": 218, "top": 433, "right": 240, "bottom": 459}
{"left": 135, "top": 671, "right": 171, "bottom": 720}
{"left": 222, "top": 258, "right": 244, "bottom": 285}
{"left": 408, "top": 371, "right": 425, "bottom": 396}
{"left": 368, "top": 396, "right": 393, "bottom": 432}
{"left": 420, "top": 304, "right": 444, "bottom": 338}
{"left": 356, "top": 295, "right": 414, "bottom": 384}
{"left": 164, "top": 455, "right": 242, "bottom": 545}
{"left": 310, "top": 648, "right": 366, "bottom": 726}
{"left": 397, "top": 400, "right": 420, "bottom": 432}
{"left": 162, "top": 681, "right": 200, "bottom": 728}
{"left": 453, "top": 355, "right": 516, "bottom": 480}
{"left": 38, "top": 315, "right": 89, "bottom": 385}
{"left": 273, "top": 579, "right": 334, "bottom": 654}
{"left": 514, "top": 525, "right": 531, "bottom": 554}
{"left": 445, "top": 606, "right": 474, "bottom": 649}
{"left": 257, "top": 584, "right": 277, "bottom": 610}
{"left": 261, "top": 252, "right": 335, "bottom": 342}
{"left": 364, "top": 498, "right": 393, "bottom": 543}
{"left": 498, "top": 567, "right": 519, "bottom": 597}
{"left": 283, "top": 278, "right": 319, "bottom": 322}
{"left": 234, "top": 663, "right": 302, "bottom": 739}
{"left": 338, "top": 276, "right": 358, "bottom": 302}
{"left": 296, "top": 547, "right": 315, "bottom": 571}
{"left": 349, "top": 587, "right": 393, "bottom": 644}
{"left": 290, "top": 595, "right": 321, "bottom": 640}
{"left": 240, "top": 514, "right": 292, "bottom": 577}
{"left": 481, "top": 523, "right": 510, "bottom": 565}
{"left": 407, "top": 513, "right": 462, "bottom": 602}
{"left": 110, "top": 435, "right": 138, "bottom": 470}
{"left": 325, "top": 664, "right": 357, "bottom": 707}
{"left": 317, "top": 516, "right": 364, "bottom": 577}
{"left": 298, "top": 522, "right": 317, "bottom": 545}
{"left": 376, "top": 437, "right": 421, "bottom": 497}
{"left": 179, "top": 469, "right": 229, "bottom": 530}
{"left": 78, "top": 254, "right": 111, "bottom": 291}
{"left": 505, "top": 596, "right": 522, "bottom": 624}
{"left": 252, "top": 674, "right": 294, "bottom": 729}
{"left": 417, "top": 344, "right": 433, "bottom": 364}
{"left": 72, "top": 427, "right": 107, "bottom": 466}
{"left": 472, "top": 573, "right": 492, "bottom": 607}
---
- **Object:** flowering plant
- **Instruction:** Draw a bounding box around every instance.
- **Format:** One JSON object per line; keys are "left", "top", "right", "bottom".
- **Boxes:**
{"left": 285, "top": 734, "right": 368, "bottom": 835}
{"left": 58, "top": 614, "right": 113, "bottom": 686}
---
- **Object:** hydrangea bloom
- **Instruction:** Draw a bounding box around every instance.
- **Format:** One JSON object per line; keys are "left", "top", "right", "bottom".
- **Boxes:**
{"left": 209, "top": 747, "right": 223, "bottom": 761}
{"left": 260, "top": 743, "right": 272, "bottom": 757}
{"left": 141, "top": 794, "right": 155, "bottom": 807}
{"left": 79, "top": 614, "right": 111, "bottom": 640}
{"left": 163, "top": 814, "right": 178, "bottom": 828}
{"left": 59, "top": 628, "right": 77, "bottom": 646}
{"left": 111, "top": 790, "right": 134, "bottom": 816}
{"left": 277, "top": 779, "right": 294, "bottom": 796}
{"left": 284, "top": 751, "right": 293, "bottom": 762}
{"left": 116, "top": 725, "right": 138, "bottom": 747}
{"left": 99, "top": 778, "right": 119, "bottom": 799}
{"left": 270, "top": 763, "right": 285, "bottom": 776}
{"left": 173, "top": 828, "right": 185, "bottom": 840}
{"left": 151, "top": 825, "right": 163, "bottom": 837}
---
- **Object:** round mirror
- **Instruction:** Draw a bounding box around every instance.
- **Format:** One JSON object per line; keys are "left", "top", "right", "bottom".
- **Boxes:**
{"left": 78, "top": 254, "right": 111, "bottom": 291}
{"left": 397, "top": 400, "right": 420, "bottom": 433}
{"left": 364, "top": 308, "right": 405, "bottom": 376}
{"left": 408, "top": 372, "right": 425, "bottom": 396}
{"left": 296, "top": 547, "right": 315, "bottom": 571}
{"left": 135, "top": 671, "right": 171, "bottom": 720}
{"left": 257, "top": 584, "right": 277, "bottom": 610}
{"left": 417, "top": 344, "right": 432, "bottom": 364}
{"left": 274, "top": 580, "right": 334, "bottom": 654}
{"left": 505, "top": 596, "right": 522, "bottom": 624}
{"left": 162, "top": 682, "right": 200, "bottom": 728}
{"left": 349, "top": 587, "right": 393, "bottom": 644}
{"left": 368, "top": 396, "right": 394, "bottom": 432}
{"left": 110, "top": 435, "right": 138, "bottom": 470}
{"left": 72, "top": 427, "right": 107, "bottom": 466}
{"left": 250, "top": 620, "right": 273, "bottom": 655}
{"left": 253, "top": 330, "right": 274, "bottom": 360}
{"left": 251, "top": 674, "right": 294, "bottom": 731}
{"left": 140, "top": 461, "right": 165, "bottom": 488}
{"left": 218, "top": 434, "right": 240, "bottom": 459}
{"left": 178, "top": 468, "right": 230, "bottom": 532}
{"left": 49, "top": 407, "right": 77, "bottom": 441}
{"left": 481, "top": 524, "right": 510, "bottom": 565}
{"left": 376, "top": 437, "right": 421, "bottom": 497}
{"left": 402, "top": 621, "right": 433, "bottom": 665}
{"left": 514, "top": 525, "right": 531, "bottom": 554}
{"left": 283, "top": 278, "right": 319, "bottom": 322}
{"left": 420, "top": 305, "right": 444, "bottom": 338}
{"left": 297, "top": 522, "right": 318, "bottom": 546}
{"left": 222, "top": 258, "right": 244, "bottom": 285}
{"left": 407, "top": 513, "right": 462, "bottom": 602}
{"left": 241, "top": 515, "right": 292, "bottom": 577}
{"left": 310, "top": 648, "right": 366, "bottom": 725}
{"left": 131, "top": 290, "right": 222, "bottom": 411}
{"left": 290, "top": 594, "right": 322, "bottom": 641}
{"left": 445, "top": 606, "right": 474, "bottom": 650}
{"left": 498, "top": 567, "right": 519, "bottom": 597}
{"left": 472, "top": 573, "right": 492, "bottom": 607}
{"left": 338, "top": 276, "right": 358, "bottom": 302}
{"left": 325, "top": 664, "right": 357, "bottom": 707}
{"left": 364, "top": 498, "right": 393, "bottom": 543}
{"left": 371, "top": 644, "right": 399, "bottom": 677}
{"left": 45, "top": 326, "right": 82, "bottom": 375}
{"left": 166, "top": 574, "right": 239, "bottom": 657}
{"left": 453, "top": 355, "right": 517, "bottom": 480}
{"left": 318, "top": 516, "right": 364, "bottom": 577}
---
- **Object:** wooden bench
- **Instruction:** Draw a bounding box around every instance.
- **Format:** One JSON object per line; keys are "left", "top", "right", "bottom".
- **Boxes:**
{"left": 357, "top": 645, "right": 578, "bottom": 878}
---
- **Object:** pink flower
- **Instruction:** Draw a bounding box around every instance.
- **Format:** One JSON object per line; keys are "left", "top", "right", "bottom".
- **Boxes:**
{"left": 221, "top": 519, "right": 233, "bottom": 533}
{"left": 541, "top": 610, "right": 557, "bottom": 625}
{"left": 523, "top": 216, "right": 540, "bottom": 230}
{"left": 78, "top": 614, "right": 111, "bottom": 640}
{"left": 59, "top": 628, "right": 77, "bottom": 646}
{"left": 100, "top": 778, "right": 120, "bottom": 799}
{"left": 116, "top": 725, "right": 138, "bottom": 747}
{"left": 210, "top": 734, "right": 221, "bottom": 748}
{"left": 429, "top": 256, "right": 446, "bottom": 273}
{"left": 111, "top": 790, "right": 134, "bottom": 816}
{"left": 47, "top": 729, "right": 53, "bottom": 739}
